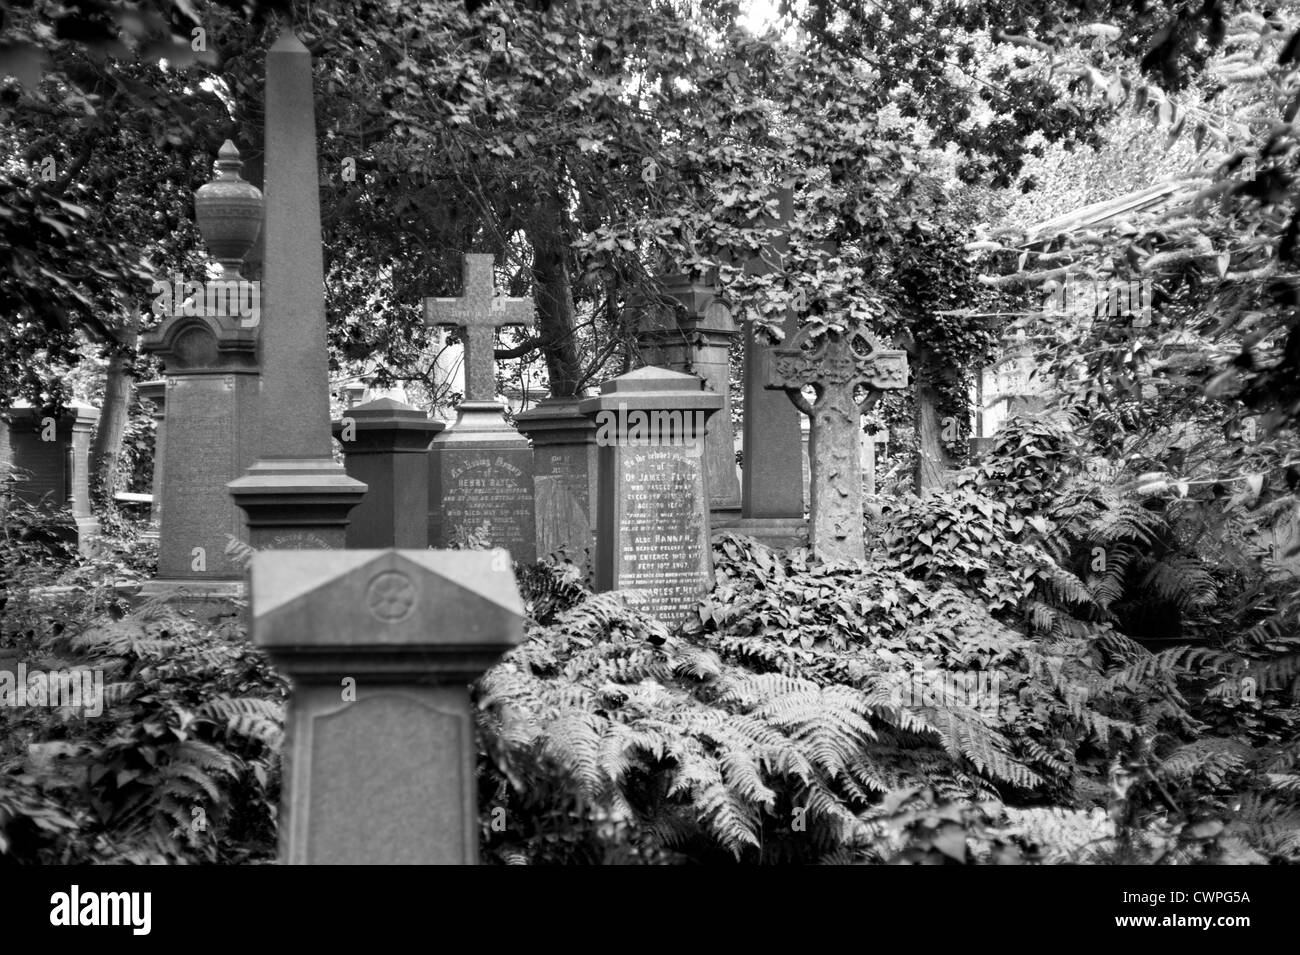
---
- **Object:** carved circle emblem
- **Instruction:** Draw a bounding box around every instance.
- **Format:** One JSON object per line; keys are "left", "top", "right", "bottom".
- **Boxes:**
{"left": 365, "top": 570, "right": 417, "bottom": 623}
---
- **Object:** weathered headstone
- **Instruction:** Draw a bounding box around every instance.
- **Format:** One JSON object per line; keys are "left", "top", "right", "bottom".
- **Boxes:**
{"left": 514, "top": 396, "right": 597, "bottom": 568}
{"left": 424, "top": 253, "right": 536, "bottom": 561}
{"left": 229, "top": 32, "right": 367, "bottom": 549}
{"left": 580, "top": 367, "right": 723, "bottom": 628}
{"left": 635, "top": 274, "right": 742, "bottom": 522}
{"left": 142, "top": 140, "right": 262, "bottom": 590}
{"left": 333, "top": 399, "right": 444, "bottom": 548}
{"left": 136, "top": 380, "right": 166, "bottom": 541}
{"left": 0, "top": 401, "right": 100, "bottom": 553}
{"left": 734, "top": 187, "right": 808, "bottom": 548}
{"left": 251, "top": 549, "right": 523, "bottom": 864}
{"left": 142, "top": 347, "right": 258, "bottom": 584}
{"left": 768, "top": 326, "right": 908, "bottom": 561}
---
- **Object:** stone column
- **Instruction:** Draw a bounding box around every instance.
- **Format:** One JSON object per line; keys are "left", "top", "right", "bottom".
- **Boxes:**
{"left": 514, "top": 396, "right": 597, "bottom": 569}
{"left": 635, "top": 274, "right": 741, "bottom": 523}
{"left": 332, "top": 398, "right": 444, "bottom": 549}
{"left": 136, "top": 379, "right": 166, "bottom": 542}
{"left": 65, "top": 403, "right": 99, "bottom": 553}
{"left": 251, "top": 549, "right": 524, "bottom": 864}
{"left": 228, "top": 32, "right": 367, "bottom": 548}
{"left": 580, "top": 367, "right": 723, "bottom": 629}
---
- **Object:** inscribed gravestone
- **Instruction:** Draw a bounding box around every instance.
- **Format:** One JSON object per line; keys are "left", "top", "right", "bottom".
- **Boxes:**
{"left": 515, "top": 396, "right": 597, "bottom": 567}
{"left": 143, "top": 138, "right": 261, "bottom": 584}
{"left": 251, "top": 549, "right": 523, "bottom": 864}
{"left": 580, "top": 367, "right": 723, "bottom": 628}
{"left": 424, "top": 253, "right": 536, "bottom": 561}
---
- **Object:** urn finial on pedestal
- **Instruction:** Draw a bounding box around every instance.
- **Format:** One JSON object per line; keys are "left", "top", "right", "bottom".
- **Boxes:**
{"left": 194, "top": 140, "right": 264, "bottom": 281}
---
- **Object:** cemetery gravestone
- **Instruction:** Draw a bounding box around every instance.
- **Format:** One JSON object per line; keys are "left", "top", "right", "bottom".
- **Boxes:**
{"left": 635, "top": 274, "right": 742, "bottom": 521}
{"left": 251, "top": 549, "right": 523, "bottom": 864}
{"left": 143, "top": 140, "right": 261, "bottom": 587}
{"left": 229, "top": 32, "right": 367, "bottom": 549}
{"left": 136, "top": 380, "right": 166, "bottom": 541}
{"left": 514, "top": 396, "right": 598, "bottom": 568}
{"left": 580, "top": 367, "right": 723, "bottom": 628}
{"left": 424, "top": 254, "right": 536, "bottom": 562}
{"left": 736, "top": 187, "right": 809, "bottom": 548}
{"left": 0, "top": 401, "right": 100, "bottom": 553}
{"left": 333, "top": 399, "right": 445, "bottom": 549}
{"left": 768, "top": 326, "right": 908, "bottom": 561}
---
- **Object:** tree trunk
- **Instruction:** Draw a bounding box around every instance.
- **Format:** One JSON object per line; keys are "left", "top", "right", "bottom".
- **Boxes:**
{"left": 525, "top": 189, "right": 584, "bottom": 398}
{"left": 90, "top": 311, "right": 138, "bottom": 504}
{"left": 913, "top": 349, "right": 958, "bottom": 494}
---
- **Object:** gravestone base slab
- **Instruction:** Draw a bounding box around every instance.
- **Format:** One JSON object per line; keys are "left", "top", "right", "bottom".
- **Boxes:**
{"left": 714, "top": 516, "right": 808, "bottom": 550}
{"left": 136, "top": 579, "right": 245, "bottom": 624}
{"left": 709, "top": 504, "right": 742, "bottom": 526}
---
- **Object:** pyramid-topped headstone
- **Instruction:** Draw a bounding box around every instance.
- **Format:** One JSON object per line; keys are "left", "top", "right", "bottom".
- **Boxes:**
{"left": 252, "top": 548, "right": 523, "bottom": 865}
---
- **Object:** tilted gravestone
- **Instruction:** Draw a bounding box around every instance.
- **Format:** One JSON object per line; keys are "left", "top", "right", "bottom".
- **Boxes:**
{"left": 424, "top": 253, "right": 536, "bottom": 561}
{"left": 580, "top": 367, "right": 723, "bottom": 628}
{"left": 332, "top": 398, "right": 445, "bottom": 549}
{"left": 251, "top": 549, "right": 523, "bottom": 864}
{"left": 0, "top": 401, "right": 100, "bottom": 553}
{"left": 514, "top": 396, "right": 597, "bottom": 569}
{"left": 228, "top": 32, "right": 366, "bottom": 549}
{"left": 634, "top": 274, "right": 742, "bottom": 523}
{"left": 768, "top": 326, "right": 908, "bottom": 561}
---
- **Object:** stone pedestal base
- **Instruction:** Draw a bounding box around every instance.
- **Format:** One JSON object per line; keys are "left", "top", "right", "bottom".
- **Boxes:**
{"left": 714, "top": 516, "right": 808, "bottom": 550}
{"left": 228, "top": 458, "right": 367, "bottom": 550}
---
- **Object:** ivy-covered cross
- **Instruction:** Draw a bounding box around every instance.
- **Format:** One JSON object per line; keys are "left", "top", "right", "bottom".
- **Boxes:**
{"left": 768, "top": 324, "right": 908, "bottom": 560}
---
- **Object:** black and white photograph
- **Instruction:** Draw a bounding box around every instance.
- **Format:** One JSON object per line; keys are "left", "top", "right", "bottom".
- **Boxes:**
{"left": 0, "top": 0, "right": 1293, "bottom": 923}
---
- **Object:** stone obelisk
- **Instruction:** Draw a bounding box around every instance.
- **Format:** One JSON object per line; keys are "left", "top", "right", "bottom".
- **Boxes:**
{"left": 228, "top": 31, "right": 366, "bottom": 547}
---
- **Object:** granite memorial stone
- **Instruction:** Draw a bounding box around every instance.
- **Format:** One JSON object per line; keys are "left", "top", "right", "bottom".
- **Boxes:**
{"left": 424, "top": 253, "right": 536, "bottom": 561}
{"left": 333, "top": 398, "right": 444, "bottom": 548}
{"left": 228, "top": 32, "right": 367, "bottom": 549}
{"left": 580, "top": 367, "right": 723, "bottom": 628}
{"left": 251, "top": 548, "right": 524, "bottom": 864}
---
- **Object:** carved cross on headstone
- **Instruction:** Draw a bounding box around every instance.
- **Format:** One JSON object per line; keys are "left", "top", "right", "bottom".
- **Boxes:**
{"left": 768, "top": 325, "right": 908, "bottom": 561}
{"left": 424, "top": 254, "right": 533, "bottom": 402}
